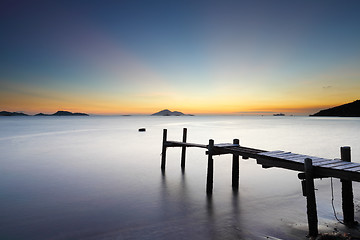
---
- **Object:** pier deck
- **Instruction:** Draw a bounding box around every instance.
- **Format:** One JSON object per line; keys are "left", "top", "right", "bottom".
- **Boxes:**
{"left": 165, "top": 140, "right": 360, "bottom": 182}
{"left": 161, "top": 128, "right": 359, "bottom": 237}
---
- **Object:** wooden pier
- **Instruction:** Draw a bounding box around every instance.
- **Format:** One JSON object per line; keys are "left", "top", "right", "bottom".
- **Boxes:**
{"left": 160, "top": 128, "right": 359, "bottom": 238}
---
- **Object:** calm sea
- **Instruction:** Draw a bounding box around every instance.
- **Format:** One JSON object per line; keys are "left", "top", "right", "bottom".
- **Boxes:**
{"left": 1, "top": 116, "right": 360, "bottom": 240}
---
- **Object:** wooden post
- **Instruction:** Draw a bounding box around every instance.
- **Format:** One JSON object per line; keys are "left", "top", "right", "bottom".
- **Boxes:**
{"left": 341, "top": 146, "right": 355, "bottom": 226}
{"left": 232, "top": 139, "right": 240, "bottom": 191}
{"left": 161, "top": 129, "right": 167, "bottom": 170}
{"left": 206, "top": 139, "right": 214, "bottom": 195}
{"left": 304, "top": 158, "right": 318, "bottom": 237}
{"left": 181, "top": 128, "right": 187, "bottom": 170}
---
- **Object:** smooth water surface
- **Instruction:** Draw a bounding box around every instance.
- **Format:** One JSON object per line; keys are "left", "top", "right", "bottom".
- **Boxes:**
{"left": 1, "top": 116, "right": 360, "bottom": 239}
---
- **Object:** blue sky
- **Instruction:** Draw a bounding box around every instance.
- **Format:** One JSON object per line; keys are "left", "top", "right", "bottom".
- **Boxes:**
{"left": 1, "top": 0, "right": 360, "bottom": 114}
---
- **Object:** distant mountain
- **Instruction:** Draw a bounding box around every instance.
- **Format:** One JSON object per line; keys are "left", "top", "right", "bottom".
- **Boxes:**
{"left": 0, "top": 111, "right": 29, "bottom": 116}
{"left": 151, "top": 109, "right": 193, "bottom": 116}
{"left": 34, "top": 113, "right": 50, "bottom": 116}
{"left": 1, "top": 110, "right": 89, "bottom": 116}
{"left": 52, "top": 111, "right": 88, "bottom": 116}
{"left": 310, "top": 100, "right": 360, "bottom": 117}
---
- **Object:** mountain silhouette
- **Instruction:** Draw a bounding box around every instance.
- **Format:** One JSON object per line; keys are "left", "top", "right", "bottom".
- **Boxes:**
{"left": 151, "top": 109, "right": 193, "bottom": 116}
{"left": 1, "top": 110, "right": 89, "bottom": 116}
{"left": 310, "top": 100, "right": 360, "bottom": 117}
{"left": 0, "top": 111, "right": 29, "bottom": 116}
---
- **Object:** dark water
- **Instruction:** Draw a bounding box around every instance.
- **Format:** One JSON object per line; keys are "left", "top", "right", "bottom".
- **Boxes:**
{"left": 1, "top": 116, "right": 360, "bottom": 239}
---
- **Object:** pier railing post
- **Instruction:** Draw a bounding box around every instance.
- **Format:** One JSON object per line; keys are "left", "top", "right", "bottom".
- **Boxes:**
{"left": 161, "top": 129, "right": 167, "bottom": 170}
{"left": 341, "top": 146, "right": 356, "bottom": 226}
{"left": 181, "top": 128, "right": 187, "bottom": 170}
{"left": 232, "top": 139, "right": 240, "bottom": 192}
{"left": 304, "top": 158, "right": 318, "bottom": 237}
{"left": 206, "top": 139, "right": 214, "bottom": 195}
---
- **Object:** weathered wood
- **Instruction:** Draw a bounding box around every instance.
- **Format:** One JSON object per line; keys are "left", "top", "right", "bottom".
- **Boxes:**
{"left": 315, "top": 167, "right": 360, "bottom": 182}
{"left": 214, "top": 143, "right": 239, "bottom": 147}
{"left": 161, "top": 129, "right": 167, "bottom": 170}
{"left": 267, "top": 152, "right": 293, "bottom": 158}
{"left": 341, "top": 146, "right": 356, "bottom": 226}
{"left": 262, "top": 165, "right": 273, "bottom": 168}
{"left": 332, "top": 162, "right": 360, "bottom": 170}
{"left": 298, "top": 172, "right": 328, "bottom": 180}
{"left": 206, "top": 139, "right": 214, "bottom": 195}
{"left": 181, "top": 128, "right": 187, "bottom": 170}
{"left": 281, "top": 155, "right": 328, "bottom": 163}
{"left": 306, "top": 158, "right": 333, "bottom": 164}
{"left": 287, "top": 157, "right": 331, "bottom": 164}
{"left": 304, "top": 158, "right": 318, "bottom": 237}
{"left": 166, "top": 141, "right": 207, "bottom": 148}
{"left": 321, "top": 162, "right": 352, "bottom": 168}
{"left": 312, "top": 159, "right": 343, "bottom": 166}
{"left": 260, "top": 151, "right": 286, "bottom": 156}
{"left": 346, "top": 166, "right": 360, "bottom": 172}
{"left": 256, "top": 157, "right": 305, "bottom": 172}
{"left": 277, "top": 154, "right": 307, "bottom": 160}
{"left": 232, "top": 139, "right": 240, "bottom": 191}
{"left": 301, "top": 180, "right": 307, "bottom": 196}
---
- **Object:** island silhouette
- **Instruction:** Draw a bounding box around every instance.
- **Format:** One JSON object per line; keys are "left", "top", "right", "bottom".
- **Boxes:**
{"left": 310, "top": 100, "right": 360, "bottom": 117}
{"left": 0, "top": 110, "right": 89, "bottom": 116}
{"left": 151, "top": 109, "right": 194, "bottom": 116}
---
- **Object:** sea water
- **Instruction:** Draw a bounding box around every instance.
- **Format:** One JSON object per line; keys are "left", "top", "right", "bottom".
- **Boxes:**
{"left": 0, "top": 116, "right": 360, "bottom": 239}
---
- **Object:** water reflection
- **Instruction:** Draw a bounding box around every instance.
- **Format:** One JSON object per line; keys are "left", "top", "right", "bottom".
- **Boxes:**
{"left": 160, "top": 166, "right": 243, "bottom": 240}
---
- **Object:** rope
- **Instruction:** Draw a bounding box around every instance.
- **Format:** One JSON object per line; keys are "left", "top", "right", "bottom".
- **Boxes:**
{"left": 330, "top": 177, "right": 344, "bottom": 224}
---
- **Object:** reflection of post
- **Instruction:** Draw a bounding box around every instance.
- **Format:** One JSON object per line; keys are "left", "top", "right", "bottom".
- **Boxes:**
{"left": 304, "top": 158, "right": 318, "bottom": 237}
{"left": 161, "top": 129, "right": 167, "bottom": 170}
{"left": 181, "top": 128, "right": 187, "bottom": 170}
{"left": 206, "top": 139, "right": 214, "bottom": 195}
{"left": 232, "top": 139, "right": 240, "bottom": 191}
{"left": 341, "top": 146, "right": 355, "bottom": 226}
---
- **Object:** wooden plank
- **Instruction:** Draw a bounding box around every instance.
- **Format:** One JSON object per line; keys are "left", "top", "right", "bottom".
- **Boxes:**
{"left": 278, "top": 154, "right": 306, "bottom": 159}
{"left": 313, "top": 159, "right": 342, "bottom": 166}
{"left": 266, "top": 152, "right": 294, "bottom": 158}
{"left": 302, "top": 156, "right": 330, "bottom": 162}
{"left": 167, "top": 141, "right": 208, "bottom": 148}
{"left": 256, "top": 157, "right": 304, "bottom": 172}
{"left": 344, "top": 166, "right": 360, "bottom": 172}
{"left": 302, "top": 158, "right": 331, "bottom": 164}
{"left": 287, "top": 155, "right": 330, "bottom": 162}
{"left": 259, "top": 151, "right": 285, "bottom": 156}
{"left": 285, "top": 157, "right": 311, "bottom": 163}
{"left": 262, "top": 152, "right": 294, "bottom": 158}
{"left": 281, "top": 154, "right": 315, "bottom": 161}
{"left": 321, "top": 162, "right": 353, "bottom": 168}
{"left": 277, "top": 155, "right": 330, "bottom": 164}
{"left": 332, "top": 162, "right": 360, "bottom": 170}
{"left": 215, "top": 143, "right": 239, "bottom": 148}
{"left": 280, "top": 158, "right": 304, "bottom": 163}
{"left": 315, "top": 167, "right": 360, "bottom": 182}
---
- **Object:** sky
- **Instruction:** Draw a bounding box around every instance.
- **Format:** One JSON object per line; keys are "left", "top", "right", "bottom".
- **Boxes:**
{"left": 1, "top": 0, "right": 360, "bottom": 115}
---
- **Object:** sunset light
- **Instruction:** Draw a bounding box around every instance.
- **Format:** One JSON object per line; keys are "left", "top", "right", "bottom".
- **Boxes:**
{"left": 1, "top": 1, "right": 359, "bottom": 115}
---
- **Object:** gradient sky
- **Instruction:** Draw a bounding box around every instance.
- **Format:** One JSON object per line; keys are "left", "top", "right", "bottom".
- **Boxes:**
{"left": 1, "top": 0, "right": 360, "bottom": 115}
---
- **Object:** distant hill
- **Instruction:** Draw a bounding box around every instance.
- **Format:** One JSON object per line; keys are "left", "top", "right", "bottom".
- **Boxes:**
{"left": 1, "top": 110, "right": 89, "bottom": 116}
{"left": 310, "top": 100, "right": 360, "bottom": 117}
{"left": 151, "top": 109, "right": 193, "bottom": 116}
{"left": 51, "top": 111, "right": 88, "bottom": 116}
{"left": 0, "top": 111, "right": 29, "bottom": 116}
